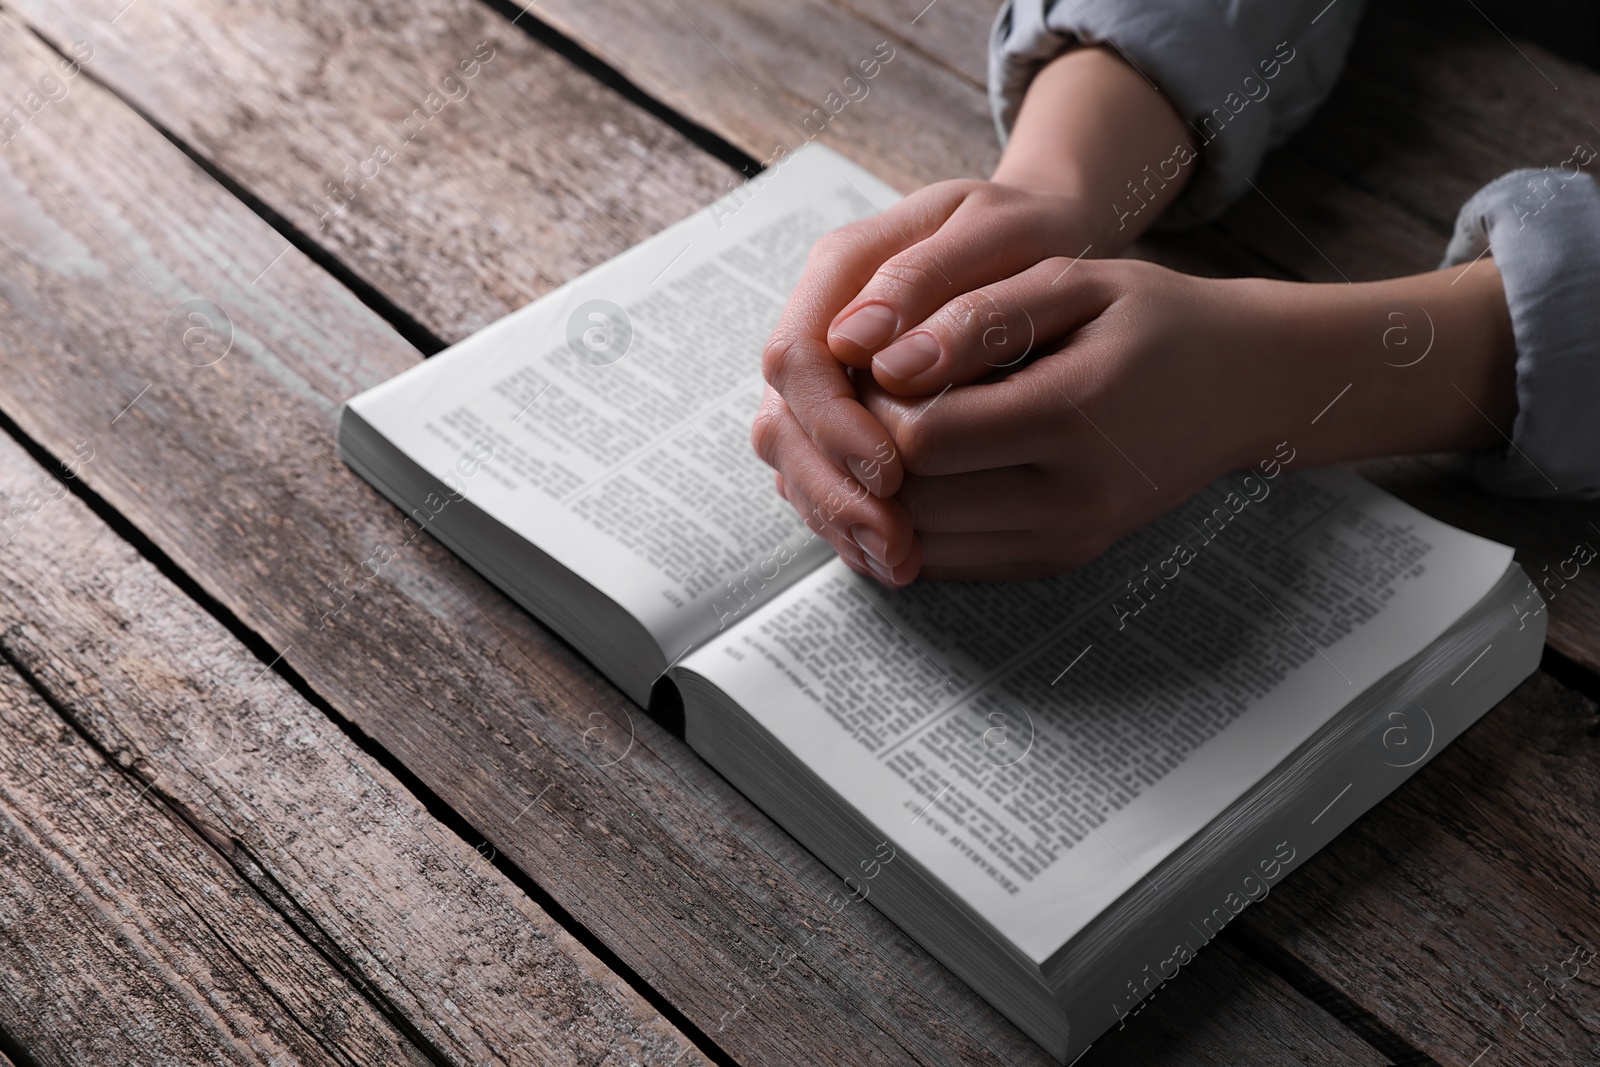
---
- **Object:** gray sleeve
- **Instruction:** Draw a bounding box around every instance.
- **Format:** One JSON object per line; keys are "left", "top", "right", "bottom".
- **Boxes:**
{"left": 1441, "top": 166, "right": 1600, "bottom": 500}
{"left": 988, "top": 0, "right": 1366, "bottom": 226}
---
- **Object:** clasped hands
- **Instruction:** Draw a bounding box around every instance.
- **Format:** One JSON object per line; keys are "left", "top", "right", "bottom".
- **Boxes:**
{"left": 751, "top": 43, "right": 1517, "bottom": 588}
{"left": 751, "top": 173, "right": 1516, "bottom": 587}
{"left": 751, "top": 178, "right": 1278, "bottom": 587}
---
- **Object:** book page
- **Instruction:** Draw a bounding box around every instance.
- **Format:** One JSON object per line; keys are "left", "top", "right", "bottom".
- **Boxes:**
{"left": 679, "top": 467, "right": 1513, "bottom": 962}
{"left": 345, "top": 145, "right": 899, "bottom": 660}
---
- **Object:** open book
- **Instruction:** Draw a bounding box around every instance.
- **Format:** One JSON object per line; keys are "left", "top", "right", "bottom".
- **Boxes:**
{"left": 339, "top": 144, "right": 1544, "bottom": 1062}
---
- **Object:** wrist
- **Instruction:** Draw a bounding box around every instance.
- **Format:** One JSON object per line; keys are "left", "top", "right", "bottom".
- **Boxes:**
{"left": 1236, "top": 266, "right": 1517, "bottom": 469}
{"left": 990, "top": 144, "right": 1096, "bottom": 207}
{"left": 992, "top": 46, "right": 1195, "bottom": 255}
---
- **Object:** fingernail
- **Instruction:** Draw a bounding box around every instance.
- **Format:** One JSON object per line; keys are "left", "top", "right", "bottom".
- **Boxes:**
{"left": 873, "top": 332, "right": 940, "bottom": 380}
{"left": 846, "top": 453, "right": 884, "bottom": 496}
{"left": 850, "top": 524, "right": 889, "bottom": 565}
{"left": 830, "top": 304, "right": 898, "bottom": 353}
{"left": 865, "top": 556, "right": 897, "bottom": 584}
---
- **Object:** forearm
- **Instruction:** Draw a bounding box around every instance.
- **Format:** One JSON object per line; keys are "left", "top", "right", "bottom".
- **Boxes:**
{"left": 991, "top": 46, "right": 1196, "bottom": 255}
{"left": 1230, "top": 262, "right": 1518, "bottom": 468}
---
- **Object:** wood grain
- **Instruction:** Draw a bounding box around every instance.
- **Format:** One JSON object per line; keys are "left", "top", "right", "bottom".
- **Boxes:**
{"left": 835, "top": 0, "right": 990, "bottom": 87}
{"left": 520, "top": 0, "right": 1443, "bottom": 278}
{"left": 0, "top": 7, "right": 1384, "bottom": 1065}
{"left": 1305, "top": 0, "right": 1597, "bottom": 237}
{"left": 0, "top": 368, "right": 700, "bottom": 1064}
{"left": 1081, "top": 939, "right": 1386, "bottom": 1067}
{"left": 6, "top": 0, "right": 734, "bottom": 343}
{"left": 0, "top": 664, "right": 427, "bottom": 1066}
{"left": 510, "top": 0, "right": 1000, "bottom": 192}
{"left": 1238, "top": 670, "right": 1600, "bottom": 1066}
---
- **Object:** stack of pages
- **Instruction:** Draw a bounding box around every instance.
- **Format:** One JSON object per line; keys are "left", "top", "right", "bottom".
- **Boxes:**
{"left": 340, "top": 144, "right": 1542, "bottom": 1062}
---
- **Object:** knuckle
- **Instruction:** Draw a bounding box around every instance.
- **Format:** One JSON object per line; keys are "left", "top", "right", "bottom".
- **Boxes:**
{"left": 939, "top": 288, "right": 994, "bottom": 333}
{"left": 942, "top": 178, "right": 992, "bottom": 208}
{"left": 808, "top": 224, "right": 862, "bottom": 266}
{"left": 905, "top": 179, "right": 979, "bottom": 220}
{"left": 872, "top": 255, "right": 942, "bottom": 298}
{"left": 760, "top": 334, "right": 799, "bottom": 386}
{"left": 961, "top": 177, "right": 999, "bottom": 199}
{"left": 806, "top": 228, "right": 844, "bottom": 263}
{"left": 792, "top": 490, "right": 820, "bottom": 526}
{"left": 1037, "top": 255, "right": 1078, "bottom": 281}
{"left": 901, "top": 490, "right": 950, "bottom": 535}
{"left": 813, "top": 479, "right": 867, "bottom": 528}
{"left": 749, "top": 400, "right": 784, "bottom": 466}
{"left": 1093, "top": 257, "right": 1149, "bottom": 296}
{"left": 941, "top": 289, "right": 1011, "bottom": 359}
{"left": 930, "top": 177, "right": 983, "bottom": 197}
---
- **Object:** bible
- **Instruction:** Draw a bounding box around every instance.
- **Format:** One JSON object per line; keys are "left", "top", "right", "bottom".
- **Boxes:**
{"left": 338, "top": 144, "right": 1545, "bottom": 1062}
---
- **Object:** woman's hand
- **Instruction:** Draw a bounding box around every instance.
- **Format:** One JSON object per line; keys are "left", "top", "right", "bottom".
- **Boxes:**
{"left": 852, "top": 258, "right": 1275, "bottom": 582}
{"left": 832, "top": 255, "right": 1517, "bottom": 584}
{"left": 751, "top": 43, "right": 1516, "bottom": 587}
{"left": 753, "top": 45, "right": 1201, "bottom": 584}
{"left": 755, "top": 255, "right": 1256, "bottom": 586}
{"left": 820, "top": 179, "right": 1096, "bottom": 370}
{"left": 752, "top": 178, "right": 1099, "bottom": 584}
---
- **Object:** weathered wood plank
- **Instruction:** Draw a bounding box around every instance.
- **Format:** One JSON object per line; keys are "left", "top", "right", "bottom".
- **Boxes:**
{"left": 520, "top": 0, "right": 1442, "bottom": 278}
{"left": 839, "top": 0, "right": 989, "bottom": 88}
{"left": 0, "top": 379, "right": 699, "bottom": 1064}
{"left": 0, "top": 664, "right": 427, "bottom": 1065}
{"left": 1308, "top": 0, "right": 1596, "bottom": 238}
{"left": 6, "top": 0, "right": 732, "bottom": 343}
{"left": 9, "top": 0, "right": 1587, "bottom": 1062}
{"left": 0, "top": 7, "right": 1383, "bottom": 1065}
{"left": 1238, "top": 670, "right": 1600, "bottom": 1066}
{"left": 1081, "top": 940, "right": 1387, "bottom": 1067}
{"left": 519, "top": 0, "right": 1000, "bottom": 192}
{"left": 0, "top": 485, "right": 1390, "bottom": 1067}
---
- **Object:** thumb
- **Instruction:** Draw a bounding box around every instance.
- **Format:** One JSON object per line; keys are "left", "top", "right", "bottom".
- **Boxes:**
{"left": 869, "top": 255, "right": 1112, "bottom": 396}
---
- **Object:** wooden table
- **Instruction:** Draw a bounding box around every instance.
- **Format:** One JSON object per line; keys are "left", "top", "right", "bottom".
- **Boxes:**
{"left": 0, "top": 0, "right": 1595, "bottom": 1063}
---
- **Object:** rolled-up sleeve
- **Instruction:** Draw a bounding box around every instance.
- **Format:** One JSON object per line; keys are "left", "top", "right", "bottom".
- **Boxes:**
{"left": 988, "top": 0, "right": 1367, "bottom": 225}
{"left": 1442, "top": 167, "right": 1600, "bottom": 500}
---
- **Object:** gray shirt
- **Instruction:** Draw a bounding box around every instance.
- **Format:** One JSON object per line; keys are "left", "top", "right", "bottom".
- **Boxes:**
{"left": 990, "top": 0, "right": 1600, "bottom": 499}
